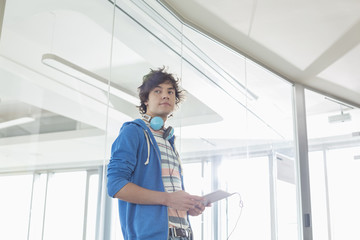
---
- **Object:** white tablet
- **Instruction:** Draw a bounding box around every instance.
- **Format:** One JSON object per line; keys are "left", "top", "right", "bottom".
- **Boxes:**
{"left": 203, "top": 190, "right": 234, "bottom": 205}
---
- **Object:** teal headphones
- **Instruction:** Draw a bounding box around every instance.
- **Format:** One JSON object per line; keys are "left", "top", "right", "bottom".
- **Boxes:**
{"left": 143, "top": 114, "right": 174, "bottom": 140}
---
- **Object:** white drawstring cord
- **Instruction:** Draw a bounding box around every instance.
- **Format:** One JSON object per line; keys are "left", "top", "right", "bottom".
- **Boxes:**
{"left": 143, "top": 130, "right": 150, "bottom": 165}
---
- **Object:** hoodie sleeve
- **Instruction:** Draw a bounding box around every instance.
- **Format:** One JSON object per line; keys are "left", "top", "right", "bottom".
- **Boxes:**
{"left": 107, "top": 123, "right": 142, "bottom": 198}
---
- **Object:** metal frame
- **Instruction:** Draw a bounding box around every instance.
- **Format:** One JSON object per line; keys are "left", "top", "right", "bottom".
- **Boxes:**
{"left": 211, "top": 157, "right": 221, "bottom": 240}
{"left": 268, "top": 152, "right": 278, "bottom": 240}
{"left": 0, "top": 0, "right": 6, "bottom": 40}
{"left": 293, "top": 84, "right": 313, "bottom": 240}
{"left": 322, "top": 148, "right": 332, "bottom": 240}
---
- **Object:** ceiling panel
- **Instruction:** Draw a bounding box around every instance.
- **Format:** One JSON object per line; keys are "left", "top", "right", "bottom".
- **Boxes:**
{"left": 318, "top": 43, "right": 360, "bottom": 92}
{"left": 162, "top": 0, "right": 360, "bottom": 107}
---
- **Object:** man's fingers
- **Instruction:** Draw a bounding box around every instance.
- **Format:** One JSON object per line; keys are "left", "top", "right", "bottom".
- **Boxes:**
{"left": 169, "top": 191, "right": 207, "bottom": 211}
{"left": 189, "top": 194, "right": 204, "bottom": 201}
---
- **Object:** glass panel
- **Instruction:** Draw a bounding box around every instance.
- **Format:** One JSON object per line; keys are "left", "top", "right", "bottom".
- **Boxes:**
{"left": 28, "top": 173, "right": 48, "bottom": 240}
{"left": 306, "top": 89, "right": 360, "bottom": 239}
{"left": 0, "top": 174, "right": 33, "bottom": 240}
{"left": 182, "top": 162, "right": 203, "bottom": 239}
{"left": 179, "top": 25, "right": 297, "bottom": 240}
{"left": 326, "top": 147, "right": 360, "bottom": 239}
{"left": 0, "top": 0, "right": 112, "bottom": 238}
{"left": 111, "top": 198, "right": 124, "bottom": 240}
{"left": 183, "top": 161, "right": 212, "bottom": 240}
{"left": 0, "top": 0, "right": 299, "bottom": 239}
{"left": 106, "top": 1, "right": 297, "bottom": 239}
{"left": 86, "top": 173, "right": 99, "bottom": 240}
{"left": 219, "top": 157, "right": 270, "bottom": 239}
{"left": 276, "top": 173, "right": 298, "bottom": 239}
{"left": 0, "top": 0, "right": 111, "bottom": 172}
{"left": 43, "top": 171, "right": 86, "bottom": 240}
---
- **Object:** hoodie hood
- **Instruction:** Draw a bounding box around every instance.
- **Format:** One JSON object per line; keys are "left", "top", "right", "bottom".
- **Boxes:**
{"left": 122, "top": 118, "right": 148, "bottom": 130}
{"left": 121, "top": 118, "right": 177, "bottom": 167}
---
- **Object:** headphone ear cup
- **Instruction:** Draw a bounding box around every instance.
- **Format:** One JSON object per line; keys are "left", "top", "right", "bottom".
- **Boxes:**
{"left": 150, "top": 116, "right": 164, "bottom": 131}
{"left": 163, "top": 126, "right": 174, "bottom": 140}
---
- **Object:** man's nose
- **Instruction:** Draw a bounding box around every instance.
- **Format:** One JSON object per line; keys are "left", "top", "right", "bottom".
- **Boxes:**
{"left": 162, "top": 93, "right": 170, "bottom": 99}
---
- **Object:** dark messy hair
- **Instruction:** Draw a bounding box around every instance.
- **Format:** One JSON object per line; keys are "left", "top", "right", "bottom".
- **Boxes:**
{"left": 137, "top": 66, "right": 185, "bottom": 114}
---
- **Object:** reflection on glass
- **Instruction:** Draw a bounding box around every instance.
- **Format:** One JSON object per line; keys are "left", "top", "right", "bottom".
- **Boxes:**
{"left": 1, "top": 0, "right": 111, "bottom": 237}
{"left": 0, "top": 174, "right": 32, "bottom": 240}
{"left": 111, "top": 198, "right": 124, "bottom": 240}
{"left": 306, "top": 89, "right": 360, "bottom": 239}
{"left": 1, "top": 0, "right": 300, "bottom": 239}
{"left": 43, "top": 172, "right": 86, "bottom": 240}
{"left": 276, "top": 179, "right": 298, "bottom": 239}
{"left": 219, "top": 157, "right": 271, "bottom": 239}
{"left": 0, "top": 0, "right": 110, "bottom": 173}
{"left": 183, "top": 161, "right": 212, "bottom": 239}
{"left": 182, "top": 162, "right": 203, "bottom": 238}
{"left": 326, "top": 148, "right": 360, "bottom": 239}
{"left": 109, "top": 1, "right": 297, "bottom": 239}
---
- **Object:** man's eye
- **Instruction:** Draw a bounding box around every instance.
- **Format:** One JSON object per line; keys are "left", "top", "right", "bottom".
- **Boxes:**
{"left": 168, "top": 91, "right": 174, "bottom": 95}
{"left": 154, "top": 90, "right": 161, "bottom": 93}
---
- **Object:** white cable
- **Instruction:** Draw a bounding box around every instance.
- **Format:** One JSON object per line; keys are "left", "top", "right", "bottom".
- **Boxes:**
{"left": 227, "top": 192, "right": 244, "bottom": 240}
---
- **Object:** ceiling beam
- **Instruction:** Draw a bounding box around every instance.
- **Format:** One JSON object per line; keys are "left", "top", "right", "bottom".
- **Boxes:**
{"left": 301, "top": 19, "right": 360, "bottom": 80}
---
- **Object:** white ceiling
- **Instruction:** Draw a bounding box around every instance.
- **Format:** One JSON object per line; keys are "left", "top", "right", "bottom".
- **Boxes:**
{"left": 161, "top": 0, "right": 360, "bottom": 107}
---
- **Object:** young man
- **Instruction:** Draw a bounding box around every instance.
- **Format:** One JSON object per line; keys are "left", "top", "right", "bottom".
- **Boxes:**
{"left": 107, "top": 67, "right": 206, "bottom": 240}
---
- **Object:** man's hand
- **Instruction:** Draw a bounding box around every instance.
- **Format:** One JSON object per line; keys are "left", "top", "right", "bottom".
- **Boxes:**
{"left": 188, "top": 201, "right": 212, "bottom": 216}
{"left": 188, "top": 203, "right": 205, "bottom": 216}
{"left": 166, "top": 190, "right": 204, "bottom": 211}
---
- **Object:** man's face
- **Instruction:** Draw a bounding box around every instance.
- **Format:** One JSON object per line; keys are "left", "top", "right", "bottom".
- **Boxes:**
{"left": 145, "top": 81, "right": 176, "bottom": 120}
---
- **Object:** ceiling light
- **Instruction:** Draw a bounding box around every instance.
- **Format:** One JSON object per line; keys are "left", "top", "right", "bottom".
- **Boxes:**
{"left": 328, "top": 112, "right": 352, "bottom": 123}
{"left": 41, "top": 53, "right": 139, "bottom": 105}
{"left": 0, "top": 117, "right": 35, "bottom": 129}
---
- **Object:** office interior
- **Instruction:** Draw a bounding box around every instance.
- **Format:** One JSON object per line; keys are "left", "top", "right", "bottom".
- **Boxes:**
{"left": 0, "top": 0, "right": 359, "bottom": 239}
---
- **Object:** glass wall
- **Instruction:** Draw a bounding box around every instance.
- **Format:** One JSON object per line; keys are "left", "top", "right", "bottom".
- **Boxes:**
{"left": 0, "top": 174, "right": 33, "bottom": 240}
{"left": 305, "top": 90, "right": 360, "bottom": 240}
{"left": 0, "top": 0, "right": 112, "bottom": 239}
{"left": 6, "top": 0, "right": 359, "bottom": 240}
{"left": 107, "top": 1, "right": 298, "bottom": 239}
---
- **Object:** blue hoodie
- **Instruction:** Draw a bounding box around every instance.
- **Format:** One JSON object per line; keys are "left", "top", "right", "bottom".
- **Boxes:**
{"left": 107, "top": 119, "right": 185, "bottom": 240}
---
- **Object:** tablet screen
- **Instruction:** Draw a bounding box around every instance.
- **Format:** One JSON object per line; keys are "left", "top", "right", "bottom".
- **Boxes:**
{"left": 203, "top": 190, "right": 233, "bottom": 205}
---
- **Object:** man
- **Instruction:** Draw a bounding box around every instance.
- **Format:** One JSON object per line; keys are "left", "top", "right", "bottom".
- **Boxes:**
{"left": 107, "top": 67, "right": 207, "bottom": 240}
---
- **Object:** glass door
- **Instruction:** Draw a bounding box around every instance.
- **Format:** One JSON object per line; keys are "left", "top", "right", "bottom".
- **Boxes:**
{"left": 306, "top": 89, "right": 360, "bottom": 239}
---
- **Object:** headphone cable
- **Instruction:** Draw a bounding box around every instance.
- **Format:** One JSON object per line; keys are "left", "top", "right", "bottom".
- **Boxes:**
{"left": 227, "top": 192, "right": 244, "bottom": 240}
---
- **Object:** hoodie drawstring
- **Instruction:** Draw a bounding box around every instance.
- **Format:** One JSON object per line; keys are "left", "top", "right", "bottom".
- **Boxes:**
{"left": 143, "top": 130, "right": 150, "bottom": 165}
